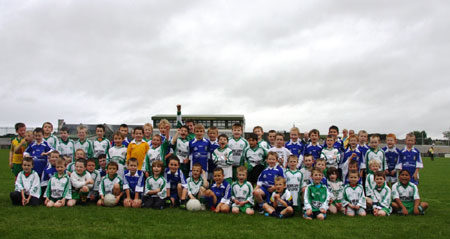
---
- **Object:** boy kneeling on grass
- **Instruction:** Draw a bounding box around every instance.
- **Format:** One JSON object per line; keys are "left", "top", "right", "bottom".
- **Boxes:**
{"left": 97, "top": 161, "right": 123, "bottom": 206}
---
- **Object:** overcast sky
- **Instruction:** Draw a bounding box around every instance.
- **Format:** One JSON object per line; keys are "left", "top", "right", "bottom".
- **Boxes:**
{"left": 1, "top": 0, "right": 449, "bottom": 139}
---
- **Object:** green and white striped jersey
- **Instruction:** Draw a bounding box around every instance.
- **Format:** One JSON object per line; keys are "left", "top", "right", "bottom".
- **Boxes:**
{"left": 362, "top": 148, "right": 386, "bottom": 173}
{"left": 320, "top": 147, "right": 341, "bottom": 168}
{"left": 258, "top": 140, "right": 270, "bottom": 151}
{"left": 45, "top": 174, "right": 72, "bottom": 200}
{"left": 93, "top": 138, "right": 110, "bottom": 158}
{"left": 244, "top": 146, "right": 267, "bottom": 168}
{"left": 144, "top": 175, "right": 168, "bottom": 199}
{"left": 99, "top": 174, "right": 123, "bottom": 196}
{"left": 66, "top": 162, "right": 75, "bottom": 173}
{"left": 300, "top": 167, "right": 312, "bottom": 186}
{"left": 372, "top": 183, "right": 392, "bottom": 213}
{"left": 44, "top": 135, "right": 58, "bottom": 149}
{"left": 365, "top": 173, "right": 376, "bottom": 198}
{"left": 187, "top": 177, "right": 205, "bottom": 197}
{"left": 87, "top": 169, "right": 101, "bottom": 196}
{"left": 173, "top": 138, "right": 190, "bottom": 163}
{"left": 391, "top": 182, "right": 420, "bottom": 209}
{"left": 228, "top": 137, "right": 249, "bottom": 166}
{"left": 285, "top": 169, "right": 305, "bottom": 206}
{"left": 15, "top": 170, "right": 41, "bottom": 198}
{"left": 342, "top": 184, "right": 366, "bottom": 209}
{"left": 70, "top": 171, "right": 93, "bottom": 190}
{"left": 327, "top": 180, "right": 344, "bottom": 203}
{"left": 212, "top": 147, "right": 233, "bottom": 179}
{"left": 108, "top": 145, "right": 127, "bottom": 166}
{"left": 57, "top": 138, "right": 75, "bottom": 161}
{"left": 231, "top": 180, "right": 254, "bottom": 206}
{"left": 304, "top": 183, "right": 330, "bottom": 212}
{"left": 74, "top": 139, "right": 94, "bottom": 159}
{"left": 143, "top": 146, "right": 163, "bottom": 173}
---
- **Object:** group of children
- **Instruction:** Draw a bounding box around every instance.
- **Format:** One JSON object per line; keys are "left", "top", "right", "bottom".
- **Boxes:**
{"left": 9, "top": 105, "right": 429, "bottom": 220}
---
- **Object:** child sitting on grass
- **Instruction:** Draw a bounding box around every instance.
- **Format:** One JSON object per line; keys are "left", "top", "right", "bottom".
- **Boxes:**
{"left": 143, "top": 160, "right": 168, "bottom": 209}
{"left": 10, "top": 157, "right": 41, "bottom": 206}
{"left": 391, "top": 169, "right": 428, "bottom": 215}
{"left": 97, "top": 161, "right": 123, "bottom": 207}
{"left": 212, "top": 134, "right": 233, "bottom": 183}
{"left": 327, "top": 167, "right": 343, "bottom": 214}
{"left": 164, "top": 155, "right": 188, "bottom": 208}
{"left": 186, "top": 163, "right": 209, "bottom": 210}
{"left": 44, "top": 158, "right": 72, "bottom": 208}
{"left": 123, "top": 158, "right": 145, "bottom": 208}
{"left": 263, "top": 176, "right": 294, "bottom": 219}
{"left": 86, "top": 158, "right": 101, "bottom": 202}
{"left": 231, "top": 166, "right": 254, "bottom": 215}
{"left": 68, "top": 159, "right": 94, "bottom": 206}
{"left": 204, "top": 167, "right": 231, "bottom": 213}
{"left": 303, "top": 168, "right": 330, "bottom": 220}
{"left": 365, "top": 159, "right": 381, "bottom": 206}
{"left": 368, "top": 171, "right": 392, "bottom": 217}
{"left": 284, "top": 155, "right": 305, "bottom": 212}
{"left": 342, "top": 170, "right": 366, "bottom": 217}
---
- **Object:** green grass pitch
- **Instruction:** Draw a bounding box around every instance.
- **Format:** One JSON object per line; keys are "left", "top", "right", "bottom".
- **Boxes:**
{"left": 0, "top": 149, "right": 449, "bottom": 238}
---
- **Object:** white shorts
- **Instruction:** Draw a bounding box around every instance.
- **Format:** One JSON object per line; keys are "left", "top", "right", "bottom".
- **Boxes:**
{"left": 345, "top": 206, "right": 366, "bottom": 216}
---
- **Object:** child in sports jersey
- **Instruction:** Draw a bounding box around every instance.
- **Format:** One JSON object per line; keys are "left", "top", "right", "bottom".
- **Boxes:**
{"left": 228, "top": 123, "right": 249, "bottom": 179}
{"left": 117, "top": 124, "right": 130, "bottom": 147}
{"left": 244, "top": 133, "right": 267, "bottom": 185}
{"left": 300, "top": 154, "right": 313, "bottom": 186}
{"left": 285, "top": 127, "right": 304, "bottom": 160}
{"left": 126, "top": 127, "right": 149, "bottom": 172}
{"left": 267, "top": 130, "right": 277, "bottom": 148}
{"left": 303, "top": 168, "right": 330, "bottom": 220}
{"left": 123, "top": 158, "right": 145, "bottom": 208}
{"left": 57, "top": 126, "right": 75, "bottom": 165}
{"left": 231, "top": 166, "right": 254, "bottom": 215}
{"left": 327, "top": 125, "right": 344, "bottom": 152}
{"left": 268, "top": 133, "right": 292, "bottom": 168}
{"left": 143, "top": 123, "right": 153, "bottom": 144}
{"left": 340, "top": 135, "right": 362, "bottom": 181}
{"left": 143, "top": 134, "right": 164, "bottom": 178}
{"left": 66, "top": 149, "right": 86, "bottom": 175}
{"left": 395, "top": 133, "right": 423, "bottom": 185}
{"left": 383, "top": 133, "right": 400, "bottom": 185}
{"left": 86, "top": 158, "right": 101, "bottom": 202}
{"left": 93, "top": 125, "right": 110, "bottom": 160}
{"left": 357, "top": 130, "right": 369, "bottom": 161}
{"left": 176, "top": 104, "right": 195, "bottom": 141}
{"left": 207, "top": 126, "right": 219, "bottom": 180}
{"left": 10, "top": 157, "right": 41, "bottom": 206}
{"left": 284, "top": 155, "right": 305, "bottom": 212}
{"left": 186, "top": 163, "right": 209, "bottom": 209}
{"left": 391, "top": 170, "right": 428, "bottom": 215}
{"left": 44, "top": 158, "right": 71, "bottom": 208}
{"left": 342, "top": 170, "right": 366, "bottom": 217}
{"left": 9, "top": 122, "right": 26, "bottom": 177}
{"left": 253, "top": 126, "right": 270, "bottom": 150}
{"left": 23, "top": 128, "right": 53, "bottom": 178}
{"left": 109, "top": 132, "right": 127, "bottom": 171}
{"left": 189, "top": 124, "right": 211, "bottom": 175}
{"left": 158, "top": 119, "right": 172, "bottom": 144}
{"left": 74, "top": 125, "right": 94, "bottom": 159}
{"left": 68, "top": 159, "right": 94, "bottom": 206}
{"left": 303, "top": 129, "right": 322, "bottom": 161}
{"left": 171, "top": 125, "right": 190, "bottom": 177}
{"left": 97, "top": 161, "right": 123, "bottom": 207}
{"left": 344, "top": 160, "right": 362, "bottom": 185}
{"left": 368, "top": 171, "right": 392, "bottom": 216}
{"left": 263, "top": 176, "right": 293, "bottom": 218}
{"left": 212, "top": 134, "right": 233, "bottom": 183}
{"left": 327, "top": 167, "right": 343, "bottom": 214}
{"left": 204, "top": 168, "right": 231, "bottom": 213}
{"left": 42, "top": 122, "right": 58, "bottom": 149}
{"left": 41, "top": 151, "right": 59, "bottom": 194}
{"left": 362, "top": 134, "right": 386, "bottom": 175}
{"left": 254, "top": 152, "right": 285, "bottom": 212}
{"left": 320, "top": 135, "right": 340, "bottom": 169}
{"left": 165, "top": 155, "right": 188, "bottom": 208}
{"left": 365, "top": 159, "right": 381, "bottom": 206}
{"left": 314, "top": 158, "right": 328, "bottom": 186}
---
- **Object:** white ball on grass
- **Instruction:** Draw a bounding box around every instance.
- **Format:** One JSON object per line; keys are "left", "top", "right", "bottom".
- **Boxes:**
{"left": 103, "top": 194, "right": 116, "bottom": 207}
{"left": 186, "top": 199, "right": 201, "bottom": 211}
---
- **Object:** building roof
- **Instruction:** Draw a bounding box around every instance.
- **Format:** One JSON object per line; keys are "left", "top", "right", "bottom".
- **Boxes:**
{"left": 151, "top": 114, "right": 245, "bottom": 120}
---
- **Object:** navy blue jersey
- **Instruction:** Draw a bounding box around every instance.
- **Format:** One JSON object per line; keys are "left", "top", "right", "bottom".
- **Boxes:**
{"left": 382, "top": 146, "right": 401, "bottom": 171}
{"left": 111, "top": 138, "right": 129, "bottom": 147}
{"left": 123, "top": 170, "right": 145, "bottom": 195}
{"left": 24, "top": 141, "right": 53, "bottom": 176}
{"left": 357, "top": 144, "right": 370, "bottom": 162}
{"left": 396, "top": 147, "right": 423, "bottom": 184}
{"left": 189, "top": 138, "right": 211, "bottom": 172}
{"left": 164, "top": 168, "right": 187, "bottom": 190}
{"left": 303, "top": 142, "right": 323, "bottom": 160}
{"left": 41, "top": 165, "right": 57, "bottom": 187}
{"left": 257, "top": 165, "right": 285, "bottom": 188}
{"left": 99, "top": 168, "right": 106, "bottom": 177}
{"left": 340, "top": 148, "right": 363, "bottom": 169}
{"left": 285, "top": 140, "right": 304, "bottom": 157}
{"left": 208, "top": 139, "right": 220, "bottom": 172}
{"left": 210, "top": 180, "right": 231, "bottom": 204}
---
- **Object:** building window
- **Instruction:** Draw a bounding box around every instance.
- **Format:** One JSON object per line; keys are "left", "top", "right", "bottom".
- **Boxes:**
{"left": 214, "top": 120, "right": 226, "bottom": 129}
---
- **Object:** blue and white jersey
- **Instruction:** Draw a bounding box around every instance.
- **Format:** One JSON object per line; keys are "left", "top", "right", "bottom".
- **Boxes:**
{"left": 396, "top": 147, "right": 423, "bottom": 184}
{"left": 164, "top": 168, "right": 187, "bottom": 190}
{"left": 24, "top": 141, "right": 54, "bottom": 176}
{"left": 340, "top": 147, "right": 363, "bottom": 170}
{"left": 357, "top": 144, "right": 370, "bottom": 162}
{"left": 189, "top": 138, "right": 211, "bottom": 172}
{"left": 123, "top": 170, "right": 145, "bottom": 195}
{"left": 41, "top": 165, "right": 57, "bottom": 187}
{"left": 303, "top": 142, "right": 322, "bottom": 160}
{"left": 256, "top": 165, "right": 285, "bottom": 189}
{"left": 285, "top": 140, "right": 304, "bottom": 158}
{"left": 270, "top": 189, "right": 293, "bottom": 208}
{"left": 211, "top": 180, "right": 232, "bottom": 205}
{"left": 383, "top": 146, "right": 401, "bottom": 171}
{"left": 209, "top": 139, "right": 220, "bottom": 153}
